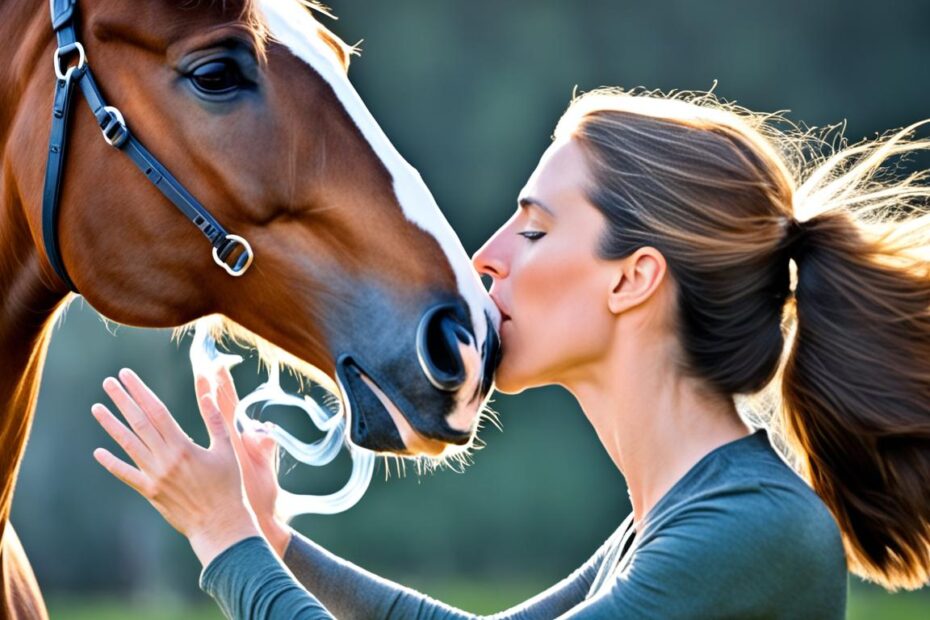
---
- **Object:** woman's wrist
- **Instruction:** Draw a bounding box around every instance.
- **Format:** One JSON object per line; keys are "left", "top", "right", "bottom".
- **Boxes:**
{"left": 259, "top": 515, "right": 293, "bottom": 559}
{"left": 189, "top": 507, "right": 263, "bottom": 568}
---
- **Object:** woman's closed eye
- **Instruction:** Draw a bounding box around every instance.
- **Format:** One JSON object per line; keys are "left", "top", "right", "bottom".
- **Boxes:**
{"left": 518, "top": 230, "right": 546, "bottom": 241}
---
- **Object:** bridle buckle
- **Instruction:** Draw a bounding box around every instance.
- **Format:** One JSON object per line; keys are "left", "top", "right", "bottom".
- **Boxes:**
{"left": 53, "top": 42, "right": 86, "bottom": 81}
{"left": 212, "top": 234, "right": 254, "bottom": 277}
{"left": 100, "top": 106, "right": 129, "bottom": 147}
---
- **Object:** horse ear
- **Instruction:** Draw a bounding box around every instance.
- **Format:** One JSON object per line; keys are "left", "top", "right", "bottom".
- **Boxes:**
{"left": 317, "top": 23, "right": 355, "bottom": 70}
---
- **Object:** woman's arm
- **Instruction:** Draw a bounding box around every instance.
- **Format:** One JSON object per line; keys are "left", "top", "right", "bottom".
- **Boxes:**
{"left": 198, "top": 517, "right": 614, "bottom": 620}
{"left": 92, "top": 369, "right": 336, "bottom": 618}
{"left": 200, "top": 536, "right": 335, "bottom": 619}
{"left": 268, "top": 521, "right": 621, "bottom": 620}
{"left": 213, "top": 365, "right": 621, "bottom": 620}
{"left": 93, "top": 368, "right": 625, "bottom": 619}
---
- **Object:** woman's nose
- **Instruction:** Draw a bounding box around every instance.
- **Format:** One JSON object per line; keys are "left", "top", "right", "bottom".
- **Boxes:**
{"left": 472, "top": 233, "right": 510, "bottom": 281}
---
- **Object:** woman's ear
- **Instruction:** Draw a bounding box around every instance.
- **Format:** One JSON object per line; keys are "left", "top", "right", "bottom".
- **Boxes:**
{"left": 607, "top": 247, "right": 667, "bottom": 315}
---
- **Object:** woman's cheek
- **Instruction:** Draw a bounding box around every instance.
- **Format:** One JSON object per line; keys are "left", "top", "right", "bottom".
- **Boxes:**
{"left": 495, "top": 257, "right": 566, "bottom": 388}
{"left": 514, "top": 249, "right": 611, "bottom": 382}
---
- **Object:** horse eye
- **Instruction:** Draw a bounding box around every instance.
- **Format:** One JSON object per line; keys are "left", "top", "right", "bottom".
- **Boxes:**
{"left": 189, "top": 59, "right": 244, "bottom": 95}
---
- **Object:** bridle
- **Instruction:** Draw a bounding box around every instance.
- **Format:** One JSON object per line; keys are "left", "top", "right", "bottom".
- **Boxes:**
{"left": 43, "top": 0, "right": 254, "bottom": 294}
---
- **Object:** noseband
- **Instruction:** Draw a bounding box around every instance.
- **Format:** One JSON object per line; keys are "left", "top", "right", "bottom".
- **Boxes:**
{"left": 43, "top": 0, "right": 254, "bottom": 293}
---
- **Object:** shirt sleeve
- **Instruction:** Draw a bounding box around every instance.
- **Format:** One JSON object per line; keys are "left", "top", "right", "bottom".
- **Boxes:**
{"left": 200, "top": 536, "right": 335, "bottom": 619}
{"left": 199, "top": 522, "right": 626, "bottom": 620}
{"left": 281, "top": 525, "right": 622, "bottom": 620}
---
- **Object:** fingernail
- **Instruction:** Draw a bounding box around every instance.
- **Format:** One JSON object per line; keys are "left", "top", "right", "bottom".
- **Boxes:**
{"left": 118, "top": 368, "right": 133, "bottom": 381}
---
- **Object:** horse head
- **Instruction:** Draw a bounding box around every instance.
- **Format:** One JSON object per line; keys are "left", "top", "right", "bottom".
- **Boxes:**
{"left": 14, "top": 0, "right": 500, "bottom": 457}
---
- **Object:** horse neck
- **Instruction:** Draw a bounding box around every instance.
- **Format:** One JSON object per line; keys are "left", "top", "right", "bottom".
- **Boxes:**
{"left": 0, "top": 207, "right": 66, "bottom": 532}
{"left": 0, "top": 0, "right": 68, "bottom": 529}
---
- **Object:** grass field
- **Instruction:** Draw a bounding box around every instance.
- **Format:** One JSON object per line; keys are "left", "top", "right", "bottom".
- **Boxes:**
{"left": 46, "top": 579, "right": 930, "bottom": 619}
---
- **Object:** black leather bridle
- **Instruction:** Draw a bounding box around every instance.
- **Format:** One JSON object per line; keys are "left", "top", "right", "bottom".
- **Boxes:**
{"left": 43, "top": 0, "right": 254, "bottom": 294}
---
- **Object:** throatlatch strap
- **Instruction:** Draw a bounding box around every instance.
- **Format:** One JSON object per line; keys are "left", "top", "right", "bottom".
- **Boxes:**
{"left": 41, "top": 68, "right": 82, "bottom": 292}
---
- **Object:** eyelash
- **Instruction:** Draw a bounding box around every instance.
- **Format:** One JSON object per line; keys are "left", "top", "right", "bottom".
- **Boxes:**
{"left": 518, "top": 231, "right": 546, "bottom": 241}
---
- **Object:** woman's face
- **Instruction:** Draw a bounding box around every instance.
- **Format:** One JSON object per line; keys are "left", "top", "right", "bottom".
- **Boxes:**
{"left": 473, "top": 138, "right": 619, "bottom": 393}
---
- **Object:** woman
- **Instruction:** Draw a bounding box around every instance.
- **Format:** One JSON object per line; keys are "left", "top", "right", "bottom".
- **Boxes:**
{"left": 91, "top": 88, "right": 930, "bottom": 618}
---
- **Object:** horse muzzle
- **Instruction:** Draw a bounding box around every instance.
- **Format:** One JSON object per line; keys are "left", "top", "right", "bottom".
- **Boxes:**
{"left": 339, "top": 304, "right": 501, "bottom": 456}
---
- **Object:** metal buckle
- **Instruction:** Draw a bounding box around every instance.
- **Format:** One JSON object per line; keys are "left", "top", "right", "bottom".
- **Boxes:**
{"left": 53, "top": 42, "right": 86, "bottom": 81}
{"left": 212, "top": 234, "right": 254, "bottom": 277}
{"left": 100, "top": 106, "right": 129, "bottom": 147}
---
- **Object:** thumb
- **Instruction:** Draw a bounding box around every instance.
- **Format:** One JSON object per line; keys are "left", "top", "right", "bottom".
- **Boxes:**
{"left": 196, "top": 377, "right": 230, "bottom": 449}
{"left": 215, "top": 366, "right": 240, "bottom": 430}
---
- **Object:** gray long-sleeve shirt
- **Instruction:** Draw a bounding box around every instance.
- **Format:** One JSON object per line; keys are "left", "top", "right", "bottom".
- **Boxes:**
{"left": 200, "top": 429, "right": 848, "bottom": 619}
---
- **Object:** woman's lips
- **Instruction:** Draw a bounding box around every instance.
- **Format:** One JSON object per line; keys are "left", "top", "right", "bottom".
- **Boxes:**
{"left": 490, "top": 295, "right": 512, "bottom": 322}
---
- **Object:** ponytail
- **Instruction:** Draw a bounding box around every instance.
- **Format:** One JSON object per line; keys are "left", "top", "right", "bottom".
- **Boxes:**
{"left": 781, "top": 122, "right": 930, "bottom": 590}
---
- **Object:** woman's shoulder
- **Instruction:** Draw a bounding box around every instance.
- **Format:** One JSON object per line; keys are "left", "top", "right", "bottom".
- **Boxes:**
{"left": 651, "top": 429, "right": 829, "bottom": 514}
{"left": 644, "top": 428, "right": 847, "bottom": 574}
{"left": 616, "top": 429, "right": 848, "bottom": 618}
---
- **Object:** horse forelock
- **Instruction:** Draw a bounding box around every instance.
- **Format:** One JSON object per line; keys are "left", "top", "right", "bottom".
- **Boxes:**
{"left": 195, "top": 0, "right": 354, "bottom": 70}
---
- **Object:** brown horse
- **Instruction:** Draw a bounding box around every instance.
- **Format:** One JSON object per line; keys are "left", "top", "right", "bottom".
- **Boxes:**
{"left": 0, "top": 0, "right": 500, "bottom": 616}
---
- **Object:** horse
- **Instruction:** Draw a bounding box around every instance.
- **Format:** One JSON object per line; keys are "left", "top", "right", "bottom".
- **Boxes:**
{"left": 0, "top": 0, "right": 501, "bottom": 616}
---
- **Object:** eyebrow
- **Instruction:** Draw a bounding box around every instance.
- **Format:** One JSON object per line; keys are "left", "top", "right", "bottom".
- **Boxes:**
{"left": 518, "top": 196, "right": 555, "bottom": 217}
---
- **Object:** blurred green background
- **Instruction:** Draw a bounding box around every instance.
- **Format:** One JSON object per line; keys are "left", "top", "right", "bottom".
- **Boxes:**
{"left": 13, "top": 0, "right": 930, "bottom": 617}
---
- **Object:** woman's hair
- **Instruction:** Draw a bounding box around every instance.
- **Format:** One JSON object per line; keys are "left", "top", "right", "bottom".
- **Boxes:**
{"left": 554, "top": 87, "right": 930, "bottom": 591}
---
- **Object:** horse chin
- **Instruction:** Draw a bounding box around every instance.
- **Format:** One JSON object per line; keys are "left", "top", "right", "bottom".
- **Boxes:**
{"left": 336, "top": 356, "right": 454, "bottom": 457}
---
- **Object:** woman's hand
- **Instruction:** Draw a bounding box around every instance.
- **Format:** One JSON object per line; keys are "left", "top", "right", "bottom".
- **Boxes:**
{"left": 91, "top": 368, "right": 260, "bottom": 567}
{"left": 206, "top": 366, "right": 292, "bottom": 557}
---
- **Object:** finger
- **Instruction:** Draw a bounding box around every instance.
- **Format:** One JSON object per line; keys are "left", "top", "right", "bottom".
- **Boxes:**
{"left": 197, "top": 380, "right": 231, "bottom": 449}
{"left": 193, "top": 374, "right": 237, "bottom": 443}
{"left": 103, "top": 376, "right": 165, "bottom": 450}
{"left": 254, "top": 425, "right": 278, "bottom": 458}
{"left": 243, "top": 428, "right": 279, "bottom": 472}
{"left": 93, "top": 447, "right": 150, "bottom": 496}
{"left": 211, "top": 369, "right": 247, "bottom": 455}
{"left": 194, "top": 370, "right": 213, "bottom": 407}
{"left": 243, "top": 428, "right": 274, "bottom": 456}
{"left": 118, "top": 368, "right": 187, "bottom": 444}
{"left": 215, "top": 367, "right": 240, "bottom": 427}
{"left": 92, "top": 403, "right": 155, "bottom": 471}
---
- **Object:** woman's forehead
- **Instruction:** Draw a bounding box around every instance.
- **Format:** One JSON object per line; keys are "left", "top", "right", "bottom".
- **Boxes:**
{"left": 520, "top": 139, "right": 593, "bottom": 214}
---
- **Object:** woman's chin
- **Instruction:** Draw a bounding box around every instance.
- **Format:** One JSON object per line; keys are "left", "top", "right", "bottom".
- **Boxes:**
{"left": 490, "top": 363, "right": 533, "bottom": 395}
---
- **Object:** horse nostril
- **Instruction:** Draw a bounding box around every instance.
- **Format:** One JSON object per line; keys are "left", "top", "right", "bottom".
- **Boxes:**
{"left": 416, "top": 303, "right": 474, "bottom": 392}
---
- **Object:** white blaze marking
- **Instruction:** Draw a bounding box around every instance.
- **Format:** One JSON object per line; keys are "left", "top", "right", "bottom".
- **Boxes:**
{"left": 257, "top": 0, "right": 498, "bottom": 349}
